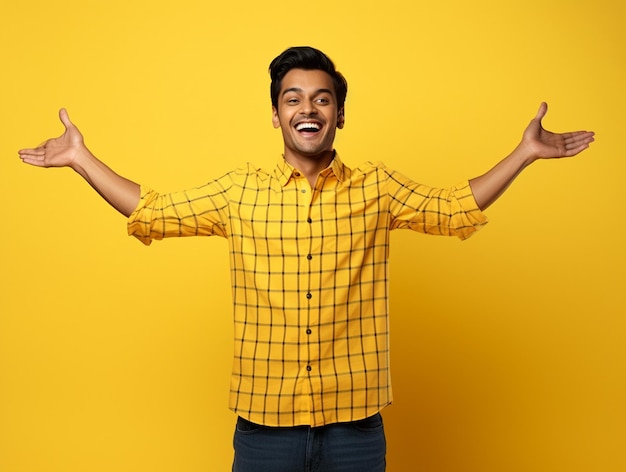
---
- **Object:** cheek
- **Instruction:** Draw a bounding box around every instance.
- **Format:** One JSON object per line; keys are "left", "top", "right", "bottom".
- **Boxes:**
{"left": 278, "top": 112, "right": 295, "bottom": 130}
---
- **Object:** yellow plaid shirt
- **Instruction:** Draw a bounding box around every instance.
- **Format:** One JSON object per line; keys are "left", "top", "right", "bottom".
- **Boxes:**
{"left": 128, "top": 154, "right": 488, "bottom": 427}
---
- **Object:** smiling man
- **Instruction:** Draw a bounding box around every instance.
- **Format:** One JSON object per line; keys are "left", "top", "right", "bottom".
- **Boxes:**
{"left": 18, "top": 46, "right": 594, "bottom": 472}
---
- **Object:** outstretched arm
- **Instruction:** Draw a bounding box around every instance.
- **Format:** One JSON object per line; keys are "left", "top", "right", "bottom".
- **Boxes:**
{"left": 469, "top": 102, "right": 595, "bottom": 211}
{"left": 18, "top": 109, "right": 141, "bottom": 217}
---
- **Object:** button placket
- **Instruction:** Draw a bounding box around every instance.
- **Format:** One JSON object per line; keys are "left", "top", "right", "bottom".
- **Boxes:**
{"left": 298, "top": 172, "right": 319, "bottom": 381}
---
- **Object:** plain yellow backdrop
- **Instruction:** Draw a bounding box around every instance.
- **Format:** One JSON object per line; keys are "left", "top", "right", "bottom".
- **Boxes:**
{"left": 1, "top": 0, "right": 624, "bottom": 471}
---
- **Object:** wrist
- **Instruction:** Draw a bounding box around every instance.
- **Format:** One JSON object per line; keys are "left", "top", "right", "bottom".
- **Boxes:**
{"left": 511, "top": 142, "right": 539, "bottom": 168}
{"left": 69, "top": 146, "right": 95, "bottom": 174}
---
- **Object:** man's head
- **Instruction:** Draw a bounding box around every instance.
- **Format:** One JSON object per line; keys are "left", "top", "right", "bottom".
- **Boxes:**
{"left": 269, "top": 47, "right": 348, "bottom": 163}
{"left": 269, "top": 46, "right": 347, "bottom": 112}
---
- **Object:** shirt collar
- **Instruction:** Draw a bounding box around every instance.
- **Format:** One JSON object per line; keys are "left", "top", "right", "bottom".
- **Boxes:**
{"left": 274, "top": 152, "right": 346, "bottom": 187}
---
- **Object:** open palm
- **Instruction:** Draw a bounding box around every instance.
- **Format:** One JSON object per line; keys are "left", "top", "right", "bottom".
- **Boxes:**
{"left": 18, "top": 108, "right": 85, "bottom": 168}
{"left": 522, "top": 102, "right": 595, "bottom": 160}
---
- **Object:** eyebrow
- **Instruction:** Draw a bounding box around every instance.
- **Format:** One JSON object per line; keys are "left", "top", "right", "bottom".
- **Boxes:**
{"left": 281, "top": 87, "right": 334, "bottom": 97}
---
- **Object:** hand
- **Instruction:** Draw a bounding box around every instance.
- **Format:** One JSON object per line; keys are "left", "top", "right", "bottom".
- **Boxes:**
{"left": 469, "top": 103, "right": 595, "bottom": 211}
{"left": 520, "top": 102, "right": 595, "bottom": 161}
{"left": 18, "top": 108, "right": 87, "bottom": 169}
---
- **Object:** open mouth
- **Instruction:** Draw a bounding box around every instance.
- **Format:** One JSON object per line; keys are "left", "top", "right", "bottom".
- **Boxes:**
{"left": 295, "top": 122, "right": 322, "bottom": 134}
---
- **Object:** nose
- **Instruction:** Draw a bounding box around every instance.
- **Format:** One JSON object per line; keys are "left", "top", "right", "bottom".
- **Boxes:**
{"left": 300, "top": 98, "right": 317, "bottom": 115}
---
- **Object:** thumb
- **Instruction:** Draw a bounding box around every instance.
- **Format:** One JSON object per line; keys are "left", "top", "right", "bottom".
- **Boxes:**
{"left": 58, "top": 108, "right": 74, "bottom": 130}
{"left": 534, "top": 102, "right": 548, "bottom": 122}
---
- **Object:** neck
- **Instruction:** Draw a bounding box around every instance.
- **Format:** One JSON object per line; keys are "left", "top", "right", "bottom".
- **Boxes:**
{"left": 284, "top": 150, "right": 335, "bottom": 187}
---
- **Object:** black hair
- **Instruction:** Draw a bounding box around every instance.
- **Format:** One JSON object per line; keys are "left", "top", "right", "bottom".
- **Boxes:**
{"left": 269, "top": 46, "right": 348, "bottom": 110}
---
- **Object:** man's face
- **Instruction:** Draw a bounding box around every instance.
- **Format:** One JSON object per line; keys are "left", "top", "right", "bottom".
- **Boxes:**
{"left": 272, "top": 68, "right": 344, "bottom": 163}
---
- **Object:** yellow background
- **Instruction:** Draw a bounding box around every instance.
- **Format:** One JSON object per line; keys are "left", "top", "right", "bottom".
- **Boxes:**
{"left": 1, "top": 0, "right": 624, "bottom": 470}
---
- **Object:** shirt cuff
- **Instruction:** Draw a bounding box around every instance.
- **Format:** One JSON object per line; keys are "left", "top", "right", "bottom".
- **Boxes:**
{"left": 127, "top": 185, "right": 155, "bottom": 246}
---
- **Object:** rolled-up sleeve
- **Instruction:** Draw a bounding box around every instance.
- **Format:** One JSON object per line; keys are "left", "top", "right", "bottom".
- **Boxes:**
{"left": 127, "top": 182, "right": 230, "bottom": 246}
{"left": 384, "top": 165, "right": 488, "bottom": 240}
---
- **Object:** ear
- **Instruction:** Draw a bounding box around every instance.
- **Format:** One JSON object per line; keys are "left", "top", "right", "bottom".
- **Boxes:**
{"left": 337, "top": 107, "right": 345, "bottom": 129}
{"left": 272, "top": 106, "right": 280, "bottom": 129}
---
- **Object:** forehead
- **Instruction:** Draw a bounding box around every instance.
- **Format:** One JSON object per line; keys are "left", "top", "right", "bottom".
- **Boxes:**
{"left": 280, "top": 68, "right": 335, "bottom": 96}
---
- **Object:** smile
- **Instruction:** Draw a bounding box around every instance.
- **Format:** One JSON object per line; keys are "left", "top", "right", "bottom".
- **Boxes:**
{"left": 295, "top": 122, "right": 322, "bottom": 133}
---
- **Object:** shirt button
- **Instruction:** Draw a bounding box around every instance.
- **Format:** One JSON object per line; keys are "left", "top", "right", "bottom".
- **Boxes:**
{"left": 306, "top": 254, "right": 312, "bottom": 260}
{"left": 307, "top": 217, "right": 312, "bottom": 223}
{"left": 306, "top": 293, "right": 312, "bottom": 299}
{"left": 294, "top": 172, "right": 301, "bottom": 177}
{"left": 306, "top": 328, "right": 312, "bottom": 335}
{"left": 306, "top": 365, "right": 312, "bottom": 372}
{"left": 301, "top": 189, "right": 307, "bottom": 193}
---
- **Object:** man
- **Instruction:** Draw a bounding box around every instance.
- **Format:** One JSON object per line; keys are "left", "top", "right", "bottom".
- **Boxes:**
{"left": 18, "top": 46, "right": 594, "bottom": 472}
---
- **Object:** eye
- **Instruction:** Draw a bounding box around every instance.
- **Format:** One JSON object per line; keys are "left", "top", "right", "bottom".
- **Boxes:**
{"left": 286, "top": 97, "right": 299, "bottom": 105}
{"left": 316, "top": 97, "right": 331, "bottom": 105}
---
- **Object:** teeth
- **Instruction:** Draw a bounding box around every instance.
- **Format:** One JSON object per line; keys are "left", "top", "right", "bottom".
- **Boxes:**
{"left": 296, "top": 122, "right": 321, "bottom": 131}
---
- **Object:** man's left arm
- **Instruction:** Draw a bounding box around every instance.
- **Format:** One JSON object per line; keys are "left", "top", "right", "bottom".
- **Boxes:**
{"left": 469, "top": 102, "right": 595, "bottom": 211}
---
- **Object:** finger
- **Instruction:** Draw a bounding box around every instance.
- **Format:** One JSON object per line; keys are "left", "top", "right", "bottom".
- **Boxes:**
{"left": 19, "top": 153, "right": 46, "bottom": 165}
{"left": 564, "top": 142, "right": 591, "bottom": 157}
{"left": 18, "top": 147, "right": 46, "bottom": 157}
{"left": 564, "top": 131, "right": 595, "bottom": 146}
{"left": 564, "top": 134, "right": 595, "bottom": 156}
{"left": 20, "top": 157, "right": 46, "bottom": 167}
{"left": 563, "top": 130, "right": 595, "bottom": 138}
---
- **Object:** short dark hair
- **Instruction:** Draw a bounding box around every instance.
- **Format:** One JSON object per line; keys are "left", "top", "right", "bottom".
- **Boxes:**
{"left": 269, "top": 46, "right": 348, "bottom": 110}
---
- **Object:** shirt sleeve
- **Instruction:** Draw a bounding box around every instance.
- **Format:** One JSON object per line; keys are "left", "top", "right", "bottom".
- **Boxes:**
{"left": 382, "top": 164, "right": 488, "bottom": 240}
{"left": 127, "top": 180, "right": 230, "bottom": 246}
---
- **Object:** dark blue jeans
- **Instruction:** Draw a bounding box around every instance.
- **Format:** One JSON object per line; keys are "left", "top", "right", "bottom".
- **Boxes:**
{"left": 232, "top": 413, "right": 386, "bottom": 472}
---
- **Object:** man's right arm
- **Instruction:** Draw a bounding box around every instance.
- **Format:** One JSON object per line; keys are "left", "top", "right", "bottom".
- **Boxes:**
{"left": 18, "top": 109, "right": 140, "bottom": 217}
